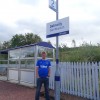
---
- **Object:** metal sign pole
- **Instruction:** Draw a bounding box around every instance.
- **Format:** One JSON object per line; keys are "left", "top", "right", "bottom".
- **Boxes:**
{"left": 55, "top": 0, "right": 60, "bottom": 100}
{"left": 48, "top": 1, "right": 69, "bottom": 99}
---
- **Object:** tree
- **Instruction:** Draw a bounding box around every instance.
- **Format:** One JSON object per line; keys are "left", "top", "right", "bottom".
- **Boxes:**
{"left": 25, "top": 33, "right": 42, "bottom": 45}
{"left": 1, "top": 33, "right": 42, "bottom": 49}
{"left": 2, "top": 41, "right": 11, "bottom": 49}
{"left": 10, "top": 33, "right": 42, "bottom": 48}
{"left": 10, "top": 34, "right": 25, "bottom": 47}
{"left": 72, "top": 39, "right": 76, "bottom": 47}
{"left": 0, "top": 42, "right": 3, "bottom": 50}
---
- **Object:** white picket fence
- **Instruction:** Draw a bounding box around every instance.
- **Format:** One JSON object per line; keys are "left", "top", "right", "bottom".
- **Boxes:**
{"left": 0, "top": 62, "right": 100, "bottom": 100}
{"left": 49, "top": 62, "right": 100, "bottom": 100}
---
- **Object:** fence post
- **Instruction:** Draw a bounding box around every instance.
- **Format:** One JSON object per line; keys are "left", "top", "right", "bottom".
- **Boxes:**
{"left": 88, "top": 62, "right": 92, "bottom": 99}
{"left": 77, "top": 62, "right": 80, "bottom": 96}
{"left": 85, "top": 62, "right": 89, "bottom": 98}
{"left": 79, "top": 62, "right": 82, "bottom": 97}
{"left": 92, "top": 62, "right": 96, "bottom": 100}
{"left": 95, "top": 62, "right": 99, "bottom": 100}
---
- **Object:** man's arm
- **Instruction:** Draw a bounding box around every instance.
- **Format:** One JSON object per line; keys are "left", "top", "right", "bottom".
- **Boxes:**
{"left": 36, "top": 67, "right": 39, "bottom": 78}
{"left": 48, "top": 67, "right": 51, "bottom": 77}
{"left": 48, "top": 60, "right": 51, "bottom": 77}
{"left": 36, "top": 60, "right": 39, "bottom": 78}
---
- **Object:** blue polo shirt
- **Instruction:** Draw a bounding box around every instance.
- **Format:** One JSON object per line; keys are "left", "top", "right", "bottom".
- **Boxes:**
{"left": 36, "top": 59, "right": 51, "bottom": 78}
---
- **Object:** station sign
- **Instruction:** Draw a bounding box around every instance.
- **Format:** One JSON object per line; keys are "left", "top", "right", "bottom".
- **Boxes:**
{"left": 46, "top": 17, "right": 69, "bottom": 38}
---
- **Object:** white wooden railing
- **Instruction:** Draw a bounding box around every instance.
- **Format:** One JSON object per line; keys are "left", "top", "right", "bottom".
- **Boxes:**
{"left": 49, "top": 62, "right": 100, "bottom": 100}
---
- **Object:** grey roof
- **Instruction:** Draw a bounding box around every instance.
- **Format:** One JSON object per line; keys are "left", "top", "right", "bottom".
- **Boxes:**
{"left": 0, "top": 42, "right": 54, "bottom": 54}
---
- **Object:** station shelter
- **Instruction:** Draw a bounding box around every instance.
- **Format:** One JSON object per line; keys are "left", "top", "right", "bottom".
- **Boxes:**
{"left": 0, "top": 42, "right": 55, "bottom": 87}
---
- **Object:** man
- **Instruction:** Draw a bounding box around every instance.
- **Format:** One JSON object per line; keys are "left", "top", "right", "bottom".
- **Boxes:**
{"left": 35, "top": 51, "right": 51, "bottom": 100}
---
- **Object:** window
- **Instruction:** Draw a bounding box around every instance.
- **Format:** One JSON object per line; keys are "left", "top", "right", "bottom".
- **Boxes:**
{"left": 9, "top": 60, "right": 19, "bottom": 68}
{"left": 9, "top": 49, "right": 20, "bottom": 59}
{"left": 38, "top": 46, "right": 53, "bottom": 58}
{"left": 20, "top": 59, "right": 34, "bottom": 69}
{"left": 20, "top": 46, "right": 35, "bottom": 58}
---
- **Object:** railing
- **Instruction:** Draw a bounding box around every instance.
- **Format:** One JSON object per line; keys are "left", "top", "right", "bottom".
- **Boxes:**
{"left": 49, "top": 62, "right": 100, "bottom": 100}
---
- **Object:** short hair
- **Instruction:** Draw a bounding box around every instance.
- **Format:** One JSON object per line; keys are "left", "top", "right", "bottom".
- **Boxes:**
{"left": 41, "top": 51, "right": 47, "bottom": 55}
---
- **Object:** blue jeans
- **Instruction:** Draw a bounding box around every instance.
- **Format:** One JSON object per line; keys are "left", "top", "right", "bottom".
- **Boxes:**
{"left": 35, "top": 77, "right": 50, "bottom": 100}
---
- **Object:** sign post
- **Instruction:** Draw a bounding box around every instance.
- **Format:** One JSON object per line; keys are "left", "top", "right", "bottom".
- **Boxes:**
{"left": 47, "top": 0, "right": 69, "bottom": 100}
{"left": 55, "top": 0, "right": 61, "bottom": 100}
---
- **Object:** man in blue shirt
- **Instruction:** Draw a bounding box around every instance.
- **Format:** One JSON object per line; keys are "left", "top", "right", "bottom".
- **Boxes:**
{"left": 35, "top": 51, "right": 51, "bottom": 100}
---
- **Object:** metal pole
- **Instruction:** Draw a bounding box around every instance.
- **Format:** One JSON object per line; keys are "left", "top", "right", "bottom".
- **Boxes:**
{"left": 7, "top": 51, "right": 9, "bottom": 81}
{"left": 34, "top": 46, "right": 38, "bottom": 86}
{"left": 55, "top": 0, "right": 60, "bottom": 100}
{"left": 18, "top": 49, "right": 21, "bottom": 84}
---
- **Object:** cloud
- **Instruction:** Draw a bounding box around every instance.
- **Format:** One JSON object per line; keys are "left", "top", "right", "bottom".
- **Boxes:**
{"left": 0, "top": 0, "right": 100, "bottom": 47}
{"left": 0, "top": 23, "right": 15, "bottom": 42}
{"left": 18, "top": 0, "right": 40, "bottom": 6}
{"left": 0, "top": 18, "right": 46, "bottom": 42}
{"left": 15, "top": 19, "right": 45, "bottom": 36}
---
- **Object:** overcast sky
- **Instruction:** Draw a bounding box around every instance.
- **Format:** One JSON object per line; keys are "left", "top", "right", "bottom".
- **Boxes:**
{"left": 0, "top": 0, "right": 100, "bottom": 47}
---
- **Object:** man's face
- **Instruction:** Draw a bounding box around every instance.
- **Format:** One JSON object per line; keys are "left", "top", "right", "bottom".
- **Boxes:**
{"left": 42, "top": 52, "right": 46, "bottom": 59}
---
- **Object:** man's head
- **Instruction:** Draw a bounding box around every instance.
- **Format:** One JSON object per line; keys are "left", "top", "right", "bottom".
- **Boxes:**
{"left": 41, "top": 51, "right": 47, "bottom": 59}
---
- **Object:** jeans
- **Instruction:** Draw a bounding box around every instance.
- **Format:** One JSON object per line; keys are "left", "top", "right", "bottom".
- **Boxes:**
{"left": 35, "top": 77, "right": 50, "bottom": 100}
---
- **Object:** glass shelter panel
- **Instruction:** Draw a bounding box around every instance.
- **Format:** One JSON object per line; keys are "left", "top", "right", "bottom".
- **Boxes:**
{"left": 9, "top": 59, "right": 19, "bottom": 68}
{"left": 9, "top": 49, "right": 20, "bottom": 59}
{"left": 38, "top": 46, "right": 53, "bottom": 59}
{"left": 8, "top": 45, "right": 54, "bottom": 69}
{"left": 20, "top": 46, "right": 35, "bottom": 58}
{"left": 20, "top": 59, "right": 35, "bottom": 69}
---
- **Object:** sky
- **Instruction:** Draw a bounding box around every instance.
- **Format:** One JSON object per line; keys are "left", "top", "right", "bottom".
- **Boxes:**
{"left": 0, "top": 0, "right": 100, "bottom": 47}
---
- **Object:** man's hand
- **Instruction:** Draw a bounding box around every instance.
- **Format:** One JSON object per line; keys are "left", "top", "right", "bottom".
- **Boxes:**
{"left": 48, "top": 74, "right": 50, "bottom": 77}
{"left": 48, "top": 67, "right": 51, "bottom": 77}
{"left": 36, "top": 76, "right": 39, "bottom": 78}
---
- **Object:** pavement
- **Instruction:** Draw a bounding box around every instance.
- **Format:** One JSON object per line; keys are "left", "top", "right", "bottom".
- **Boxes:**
{"left": 0, "top": 81, "right": 44, "bottom": 100}
{"left": 0, "top": 80, "right": 89, "bottom": 100}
